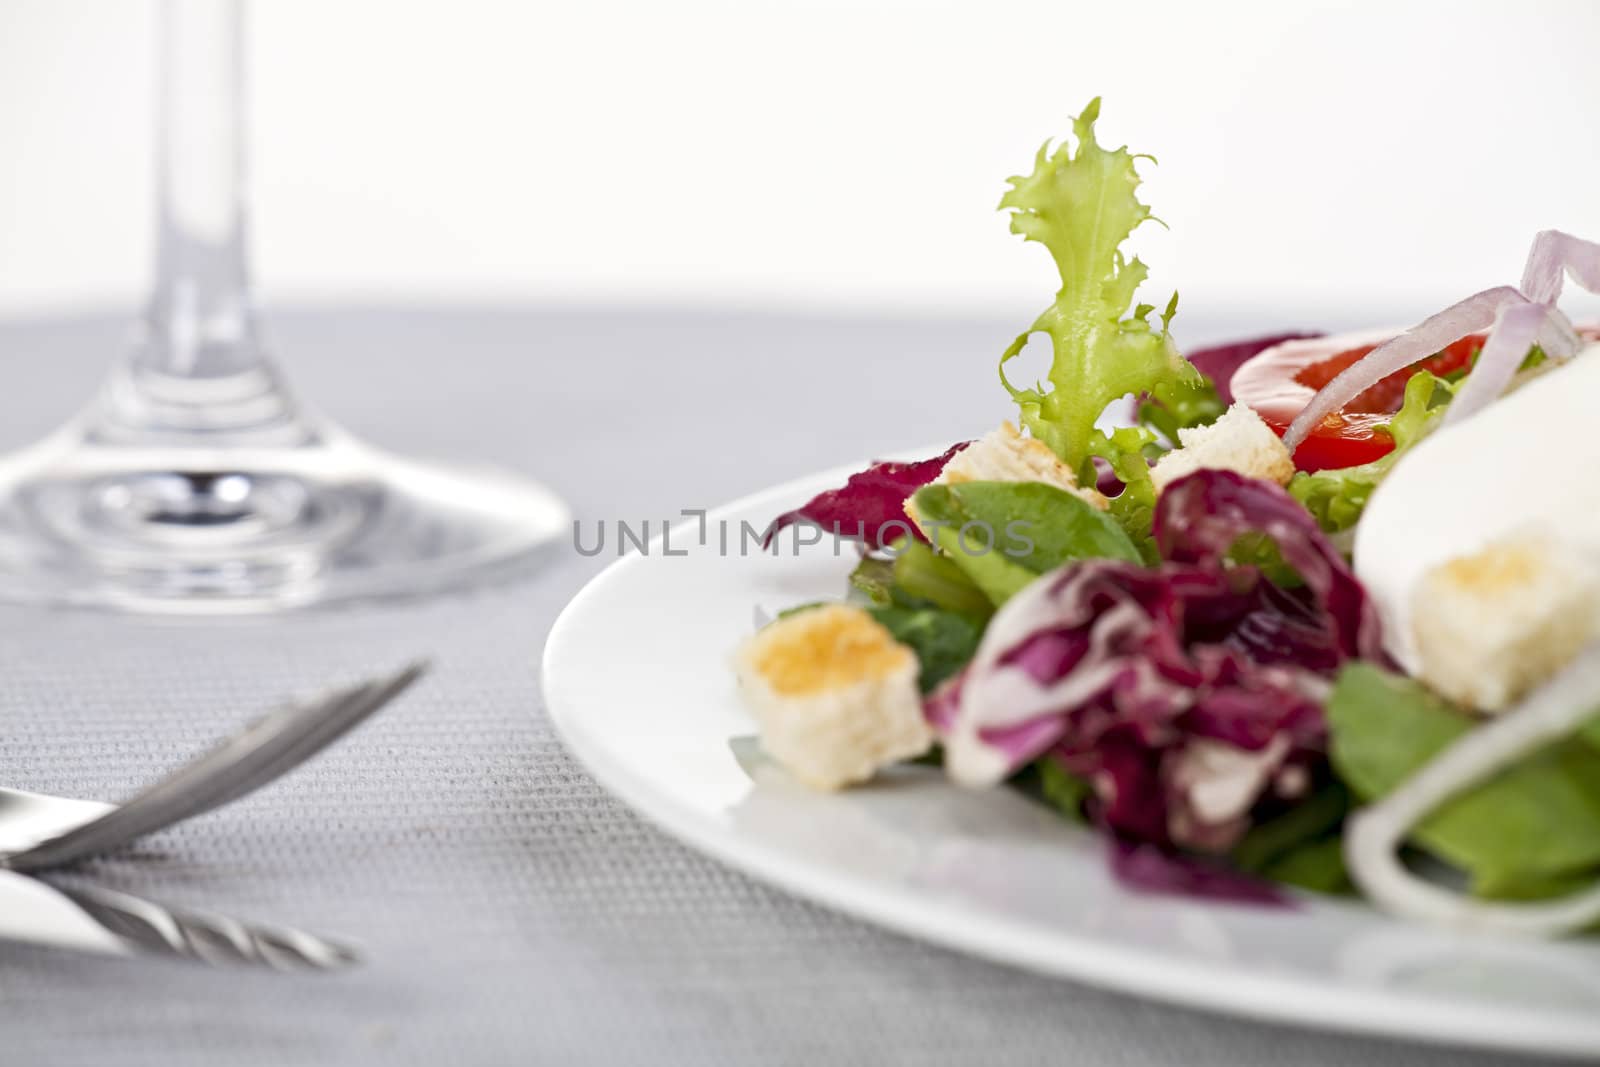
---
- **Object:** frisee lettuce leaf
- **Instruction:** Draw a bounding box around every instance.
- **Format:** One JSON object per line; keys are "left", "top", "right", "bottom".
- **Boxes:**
{"left": 1139, "top": 376, "right": 1226, "bottom": 445}
{"left": 997, "top": 98, "right": 1199, "bottom": 529}
{"left": 1289, "top": 368, "right": 1456, "bottom": 535}
{"left": 996, "top": 100, "right": 1199, "bottom": 551}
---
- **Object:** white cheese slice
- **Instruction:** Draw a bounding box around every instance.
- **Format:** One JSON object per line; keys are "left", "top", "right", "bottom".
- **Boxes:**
{"left": 1353, "top": 342, "right": 1600, "bottom": 675}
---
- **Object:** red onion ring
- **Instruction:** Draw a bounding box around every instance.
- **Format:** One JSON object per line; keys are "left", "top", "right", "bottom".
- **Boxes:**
{"left": 1522, "top": 230, "right": 1600, "bottom": 304}
{"left": 1282, "top": 287, "right": 1523, "bottom": 454}
{"left": 1442, "top": 301, "right": 1554, "bottom": 427}
{"left": 1345, "top": 649, "right": 1600, "bottom": 937}
{"left": 1284, "top": 231, "right": 1600, "bottom": 456}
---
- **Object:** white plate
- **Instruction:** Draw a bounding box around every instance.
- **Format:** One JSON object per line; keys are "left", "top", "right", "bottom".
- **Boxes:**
{"left": 543, "top": 458, "right": 1600, "bottom": 1059}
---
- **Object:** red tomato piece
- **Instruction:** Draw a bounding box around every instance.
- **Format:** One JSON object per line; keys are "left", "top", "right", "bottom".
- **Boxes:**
{"left": 1230, "top": 330, "right": 1483, "bottom": 473}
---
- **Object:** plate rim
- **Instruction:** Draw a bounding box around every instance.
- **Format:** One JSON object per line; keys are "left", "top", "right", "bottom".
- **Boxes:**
{"left": 542, "top": 457, "right": 1600, "bottom": 1059}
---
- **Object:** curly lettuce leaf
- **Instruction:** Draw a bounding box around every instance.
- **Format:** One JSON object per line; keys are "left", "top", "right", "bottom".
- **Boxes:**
{"left": 1088, "top": 425, "right": 1164, "bottom": 562}
{"left": 1138, "top": 376, "right": 1225, "bottom": 445}
{"left": 998, "top": 99, "right": 1200, "bottom": 483}
{"left": 1289, "top": 369, "right": 1456, "bottom": 535}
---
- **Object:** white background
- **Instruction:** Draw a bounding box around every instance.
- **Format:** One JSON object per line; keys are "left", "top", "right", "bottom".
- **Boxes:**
{"left": 0, "top": 0, "right": 1597, "bottom": 326}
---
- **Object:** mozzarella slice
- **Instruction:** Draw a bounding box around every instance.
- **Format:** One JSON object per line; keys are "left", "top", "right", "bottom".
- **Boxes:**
{"left": 1354, "top": 342, "right": 1600, "bottom": 678}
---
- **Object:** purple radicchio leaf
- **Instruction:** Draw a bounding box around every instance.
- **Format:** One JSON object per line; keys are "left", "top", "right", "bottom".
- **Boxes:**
{"left": 765, "top": 443, "right": 967, "bottom": 550}
{"left": 1186, "top": 332, "right": 1324, "bottom": 405}
{"left": 925, "top": 470, "right": 1382, "bottom": 857}
{"left": 1109, "top": 838, "right": 1293, "bottom": 907}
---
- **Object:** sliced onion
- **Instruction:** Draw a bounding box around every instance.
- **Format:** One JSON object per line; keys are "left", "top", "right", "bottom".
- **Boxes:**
{"left": 1537, "top": 306, "right": 1582, "bottom": 361}
{"left": 1282, "top": 286, "right": 1523, "bottom": 455}
{"left": 1286, "top": 232, "right": 1600, "bottom": 456}
{"left": 1344, "top": 649, "right": 1600, "bottom": 937}
{"left": 1521, "top": 230, "right": 1600, "bottom": 304}
{"left": 1441, "top": 301, "right": 1551, "bottom": 426}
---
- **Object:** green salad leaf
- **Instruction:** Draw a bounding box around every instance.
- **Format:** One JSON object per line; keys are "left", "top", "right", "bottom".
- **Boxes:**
{"left": 889, "top": 540, "right": 994, "bottom": 620}
{"left": 1231, "top": 783, "right": 1349, "bottom": 872}
{"left": 1230, "top": 783, "right": 1352, "bottom": 895}
{"left": 1139, "top": 375, "right": 1225, "bottom": 445}
{"left": 866, "top": 605, "right": 983, "bottom": 693}
{"left": 1257, "top": 837, "right": 1352, "bottom": 895}
{"left": 846, "top": 556, "right": 896, "bottom": 606}
{"left": 1328, "top": 663, "right": 1600, "bottom": 889}
{"left": 997, "top": 98, "right": 1200, "bottom": 548}
{"left": 1289, "top": 369, "right": 1456, "bottom": 535}
{"left": 1033, "top": 758, "right": 1091, "bottom": 821}
{"left": 910, "top": 480, "right": 1142, "bottom": 605}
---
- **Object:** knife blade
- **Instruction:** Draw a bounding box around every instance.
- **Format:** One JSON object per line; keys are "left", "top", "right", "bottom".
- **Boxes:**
{"left": 0, "top": 869, "right": 358, "bottom": 970}
{"left": 0, "top": 787, "right": 114, "bottom": 855}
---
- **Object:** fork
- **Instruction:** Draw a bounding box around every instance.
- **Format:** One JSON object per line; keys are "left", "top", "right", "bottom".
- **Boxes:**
{"left": 0, "top": 661, "right": 428, "bottom": 872}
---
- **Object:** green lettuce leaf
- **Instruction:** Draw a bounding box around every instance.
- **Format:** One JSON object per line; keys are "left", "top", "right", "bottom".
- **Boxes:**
{"left": 1033, "top": 758, "right": 1091, "bottom": 822}
{"left": 1231, "top": 783, "right": 1350, "bottom": 874}
{"left": 997, "top": 98, "right": 1200, "bottom": 542}
{"left": 1289, "top": 368, "right": 1456, "bottom": 535}
{"left": 866, "top": 605, "right": 983, "bottom": 693}
{"left": 1328, "top": 663, "right": 1600, "bottom": 888}
{"left": 889, "top": 540, "right": 994, "bottom": 620}
{"left": 846, "top": 556, "right": 896, "bottom": 606}
{"left": 1139, "top": 376, "right": 1225, "bottom": 445}
{"left": 1257, "top": 837, "right": 1353, "bottom": 895}
{"left": 910, "top": 480, "right": 1141, "bottom": 605}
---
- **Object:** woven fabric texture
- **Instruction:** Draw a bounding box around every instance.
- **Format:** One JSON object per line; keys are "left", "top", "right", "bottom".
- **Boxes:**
{"left": 0, "top": 309, "right": 1534, "bottom": 1066}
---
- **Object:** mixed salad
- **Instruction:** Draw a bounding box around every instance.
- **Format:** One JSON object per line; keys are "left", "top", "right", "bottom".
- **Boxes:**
{"left": 733, "top": 100, "right": 1600, "bottom": 937}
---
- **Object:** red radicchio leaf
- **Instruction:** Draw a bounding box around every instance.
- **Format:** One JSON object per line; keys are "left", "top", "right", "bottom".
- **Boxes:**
{"left": 764, "top": 443, "right": 967, "bottom": 550}
{"left": 928, "top": 469, "right": 1382, "bottom": 856}
{"left": 1186, "top": 332, "right": 1323, "bottom": 405}
{"left": 1154, "top": 469, "right": 1387, "bottom": 664}
{"left": 1110, "top": 838, "right": 1292, "bottom": 907}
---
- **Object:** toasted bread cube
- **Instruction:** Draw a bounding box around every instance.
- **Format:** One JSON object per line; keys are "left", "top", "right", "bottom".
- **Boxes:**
{"left": 1412, "top": 530, "right": 1600, "bottom": 712}
{"left": 735, "top": 604, "right": 931, "bottom": 790}
{"left": 1150, "top": 403, "right": 1295, "bottom": 492}
{"left": 906, "top": 422, "right": 1107, "bottom": 528}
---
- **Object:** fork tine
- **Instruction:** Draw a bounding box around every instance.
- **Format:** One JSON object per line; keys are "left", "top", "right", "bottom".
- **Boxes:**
{"left": 3, "top": 661, "right": 429, "bottom": 873}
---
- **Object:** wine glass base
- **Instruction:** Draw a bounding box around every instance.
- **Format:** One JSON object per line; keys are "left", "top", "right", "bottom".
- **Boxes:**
{"left": 0, "top": 422, "right": 570, "bottom": 615}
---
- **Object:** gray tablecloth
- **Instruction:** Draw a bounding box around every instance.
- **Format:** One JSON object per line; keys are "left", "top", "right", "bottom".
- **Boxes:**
{"left": 0, "top": 306, "right": 1540, "bottom": 1065}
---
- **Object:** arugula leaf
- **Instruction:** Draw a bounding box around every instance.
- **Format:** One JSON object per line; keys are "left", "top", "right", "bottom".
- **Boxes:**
{"left": 1289, "top": 369, "right": 1456, "bottom": 535}
{"left": 1033, "top": 758, "right": 1091, "bottom": 822}
{"left": 910, "top": 480, "right": 1141, "bottom": 605}
{"left": 1232, "top": 783, "right": 1350, "bottom": 874}
{"left": 866, "top": 605, "right": 983, "bottom": 693}
{"left": 1328, "top": 663, "right": 1600, "bottom": 886}
{"left": 890, "top": 540, "right": 994, "bottom": 620}
{"left": 1258, "top": 837, "right": 1353, "bottom": 895}
{"left": 775, "top": 601, "right": 828, "bottom": 620}
{"left": 846, "top": 556, "right": 895, "bottom": 606}
{"left": 997, "top": 99, "right": 1200, "bottom": 504}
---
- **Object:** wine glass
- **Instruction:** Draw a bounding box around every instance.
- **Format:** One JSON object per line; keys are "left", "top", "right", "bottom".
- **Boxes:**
{"left": 0, "top": 0, "right": 568, "bottom": 614}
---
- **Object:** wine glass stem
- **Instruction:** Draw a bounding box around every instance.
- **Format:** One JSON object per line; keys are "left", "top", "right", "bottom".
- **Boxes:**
{"left": 145, "top": 0, "right": 258, "bottom": 380}
{"left": 91, "top": 0, "right": 308, "bottom": 445}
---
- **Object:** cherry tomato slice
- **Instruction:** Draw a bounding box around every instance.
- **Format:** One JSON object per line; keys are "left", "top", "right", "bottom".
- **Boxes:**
{"left": 1230, "top": 330, "right": 1483, "bottom": 473}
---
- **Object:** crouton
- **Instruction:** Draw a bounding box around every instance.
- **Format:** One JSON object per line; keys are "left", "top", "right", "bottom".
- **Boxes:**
{"left": 1149, "top": 403, "right": 1295, "bottom": 492}
{"left": 734, "top": 604, "right": 931, "bottom": 789}
{"left": 1411, "top": 529, "right": 1600, "bottom": 712}
{"left": 906, "top": 422, "right": 1106, "bottom": 528}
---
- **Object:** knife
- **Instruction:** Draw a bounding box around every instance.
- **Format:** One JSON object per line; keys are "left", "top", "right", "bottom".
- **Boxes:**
{"left": 0, "top": 869, "right": 358, "bottom": 970}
